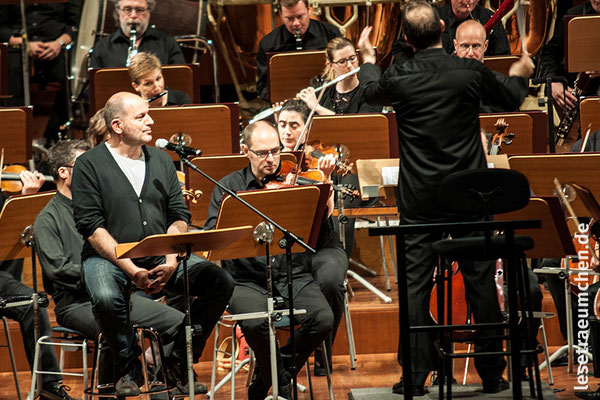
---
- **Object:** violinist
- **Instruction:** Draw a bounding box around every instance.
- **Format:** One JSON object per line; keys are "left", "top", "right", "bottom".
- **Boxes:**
{"left": 296, "top": 32, "right": 383, "bottom": 115}
{"left": 128, "top": 52, "right": 191, "bottom": 107}
{"left": 204, "top": 121, "right": 334, "bottom": 399}
{"left": 277, "top": 98, "right": 349, "bottom": 375}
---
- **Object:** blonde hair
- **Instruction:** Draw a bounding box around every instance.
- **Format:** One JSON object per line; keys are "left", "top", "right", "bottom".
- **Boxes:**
{"left": 128, "top": 52, "right": 162, "bottom": 84}
{"left": 87, "top": 108, "right": 110, "bottom": 147}
{"left": 321, "top": 36, "right": 355, "bottom": 82}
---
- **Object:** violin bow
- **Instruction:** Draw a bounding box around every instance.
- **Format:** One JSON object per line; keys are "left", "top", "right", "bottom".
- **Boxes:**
{"left": 291, "top": 85, "right": 327, "bottom": 184}
{"left": 0, "top": 148, "right": 4, "bottom": 187}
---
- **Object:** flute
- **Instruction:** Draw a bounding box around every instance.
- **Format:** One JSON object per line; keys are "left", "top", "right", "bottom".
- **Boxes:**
{"left": 147, "top": 91, "right": 168, "bottom": 103}
{"left": 249, "top": 66, "right": 361, "bottom": 124}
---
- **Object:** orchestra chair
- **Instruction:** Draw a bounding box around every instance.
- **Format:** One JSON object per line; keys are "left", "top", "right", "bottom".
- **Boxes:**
{"left": 430, "top": 169, "right": 543, "bottom": 399}
{"left": 88, "top": 64, "right": 201, "bottom": 113}
{"left": 0, "top": 107, "right": 33, "bottom": 165}
{"left": 86, "top": 326, "right": 172, "bottom": 399}
{"left": 483, "top": 55, "right": 519, "bottom": 76}
{"left": 579, "top": 96, "right": 600, "bottom": 135}
{"left": 268, "top": 50, "right": 326, "bottom": 103}
{"left": 209, "top": 314, "right": 333, "bottom": 400}
{"left": 1, "top": 316, "right": 22, "bottom": 400}
{"left": 30, "top": 326, "right": 91, "bottom": 400}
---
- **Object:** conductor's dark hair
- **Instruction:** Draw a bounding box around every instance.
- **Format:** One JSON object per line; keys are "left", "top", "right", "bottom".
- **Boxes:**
{"left": 401, "top": 0, "right": 442, "bottom": 51}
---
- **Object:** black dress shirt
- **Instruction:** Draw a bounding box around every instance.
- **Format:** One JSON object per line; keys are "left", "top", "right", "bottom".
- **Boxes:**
{"left": 438, "top": 4, "right": 511, "bottom": 57}
{"left": 256, "top": 19, "right": 341, "bottom": 101}
{"left": 165, "top": 88, "right": 191, "bottom": 105}
{"left": 0, "top": 1, "right": 81, "bottom": 43}
{"left": 359, "top": 48, "right": 525, "bottom": 221}
{"left": 204, "top": 165, "right": 316, "bottom": 299}
{"left": 72, "top": 143, "right": 191, "bottom": 268}
{"left": 540, "top": 1, "right": 599, "bottom": 91}
{"left": 90, "top": 26, "right": 185, "bottom": 68}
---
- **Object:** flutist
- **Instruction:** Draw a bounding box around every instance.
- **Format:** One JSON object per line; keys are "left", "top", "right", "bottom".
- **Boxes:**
{"left": 296, "top": 30, "right": 383, "bottom": 116}
{"left": 90, "top": 0, "right": 184, "bottom": 68}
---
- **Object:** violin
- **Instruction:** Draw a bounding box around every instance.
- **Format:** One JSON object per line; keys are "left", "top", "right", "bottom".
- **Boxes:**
{"left": 177, "top": 170, "right": 203, "bottom": 203}
{"left": 488, "top": 118, "right": 515, "bottom": 156}
{"left": 1, "top": 165, "right": 54, "bottom": 193}
{"left": 303, "top": 140, "right": 353, "bottom": 176}
{"left": 262, "top": 160, "right": 360, "bottom": 199}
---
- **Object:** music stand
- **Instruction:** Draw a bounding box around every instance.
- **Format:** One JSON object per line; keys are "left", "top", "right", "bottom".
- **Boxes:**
{"left": 0, "top": 191, "right": 54, "bottom": 397}
{"left": 508, "top": 153, "right": 600, "bottom": 216}
{"left": 483, "top": 55, "right": 520, "bottom": 76}
{"left": 209, "top": 185, "right": 327, "bottom": 400}
{"left": 116, "top": 226, "right": 254, "bottom": 400}
{"left": 566, "top": 15, "right": 600, "bottom": 73}
{"left": 0, "top": 106, "right": 33, "bottom": 164}
{"left": 579, "top": 97, "right": 600, "bottom": 135}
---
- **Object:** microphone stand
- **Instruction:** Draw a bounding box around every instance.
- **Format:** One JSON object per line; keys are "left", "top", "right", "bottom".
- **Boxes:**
{"left": 177, "top": 151, "right": 315, "bottom": 400}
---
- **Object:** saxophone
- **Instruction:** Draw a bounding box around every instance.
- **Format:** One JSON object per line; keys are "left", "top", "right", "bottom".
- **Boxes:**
{"left": 554, "top": 72, "right": 591, "bottom": 146}
{"left": 125, "top": 24, "right": 138, "bottom": 67}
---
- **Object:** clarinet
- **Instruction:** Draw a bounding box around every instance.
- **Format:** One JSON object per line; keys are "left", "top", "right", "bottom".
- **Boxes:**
{"left": 125, "top": 24, "right": 138, "bottom": 67}
{"left": 294, "top": 29, "right": 302, "bottom": 51}
{"left": 554, "top": 72, "right": 591, "bottom": 146}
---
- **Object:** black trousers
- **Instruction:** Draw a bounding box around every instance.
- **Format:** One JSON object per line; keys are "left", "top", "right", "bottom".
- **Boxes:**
{"left": 54, "top": 292, "right": 186, "bottom": 384}
{"left": 311, "top": 246, "right": 348, "bottom": 360}
{"left": 0, "top": 271, "right": 61, "bottom": 385}
{"left": 399, "top": 217, "right": 506, "bottom": 386}
{"left": 228, "top": 282, "right": 333, "bottom": 389}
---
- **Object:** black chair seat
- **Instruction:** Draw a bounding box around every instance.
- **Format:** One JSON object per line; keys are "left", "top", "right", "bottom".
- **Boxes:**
{"left": 432, "top": 235, "right": 534, "bottom": 261}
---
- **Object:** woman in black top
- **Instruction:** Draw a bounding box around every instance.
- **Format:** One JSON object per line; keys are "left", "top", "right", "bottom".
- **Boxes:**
{"left": 296, "top": 33, "right": 382, "bottom": 115}
{"left": 128, "top": 51, "right": 191, "bottom": 107}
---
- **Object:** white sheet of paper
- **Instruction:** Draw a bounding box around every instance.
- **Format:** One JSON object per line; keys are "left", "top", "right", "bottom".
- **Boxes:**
{"left": 381, "top": 166, "right": 399, "bottom": 186}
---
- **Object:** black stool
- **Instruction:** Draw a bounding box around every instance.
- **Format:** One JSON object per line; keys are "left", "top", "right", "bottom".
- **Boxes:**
{"left": 431, "top": 169, "right": 542, "bottom": 399}
{"left": 369, "top": 168, "right": 542, "bottom": 400}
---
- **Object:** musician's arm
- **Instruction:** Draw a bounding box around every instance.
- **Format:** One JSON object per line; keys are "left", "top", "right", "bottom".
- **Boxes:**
{"left": 33, "top": 212, "right": 83, "bottom": 288}
{"left": 166, "top": 34, "right": 185, "bottom": 65}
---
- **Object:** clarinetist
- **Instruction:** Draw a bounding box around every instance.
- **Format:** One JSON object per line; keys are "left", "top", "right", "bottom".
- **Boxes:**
{"left": 90, "top": 0, "right": 184, "bottom": 68}
{"left": 256, "top": 0, "right": 341, "bottom": 102}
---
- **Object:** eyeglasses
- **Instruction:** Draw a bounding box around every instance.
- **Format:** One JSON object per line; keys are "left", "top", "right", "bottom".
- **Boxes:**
{"left": 118, "top": 6, "right": 149, "bottom": 15}
{"left": 458, "top": 43, "right": 483, "bottom": 51}
{"left": 332, "top": 54, "right": 358, "bottom": 66}
{"left": 249, "top": 146, "right": 281, "bottom": 159}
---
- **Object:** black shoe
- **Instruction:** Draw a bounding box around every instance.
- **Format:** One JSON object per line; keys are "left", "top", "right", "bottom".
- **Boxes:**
{"left": 314, "top": 348, "right": 333, "bottom": 377}
{"left": 166, "top": 356, "right": 208, "bottom": 394}
{"left": 278, "top": 372, "right": 292, "bottom": 399}
{"left": 392, "top": 379, "right": 427, "bottom": 396}
{"left": 551, "top": 351, "right": 569, "bottom": 366}
{"left": 40, "top": 383, "right": 76, "bottom": 400}
{"left": 576, "top": 388, "right": 600, "bottom": 399}
{"left": 115, "top": 374, "right": 141, "bottom": 397}
{"left": 482, "top": 378, "right": 510, "bottom": 394}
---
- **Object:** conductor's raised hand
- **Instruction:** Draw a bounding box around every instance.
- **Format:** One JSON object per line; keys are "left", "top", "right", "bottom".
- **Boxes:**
{"left": 508, "top": 53, "right": 534, "bottom": 79}
{"left": 357, "top": 26, "right": 376, "bottom": 65}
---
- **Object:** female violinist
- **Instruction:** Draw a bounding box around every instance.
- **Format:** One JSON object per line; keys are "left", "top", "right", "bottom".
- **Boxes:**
{"left": 275, "top": 98, "right": 349, "bottom": 377}
{"left": 128, "top": 52, "right": 190, "bottom": 107}
{"left": 296, "top": 31, "right": 383, "bottom": 116}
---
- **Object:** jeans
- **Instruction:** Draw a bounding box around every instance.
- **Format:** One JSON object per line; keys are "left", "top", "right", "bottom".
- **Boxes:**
{"left": 83, "top": 254, "right": 233, "bottom": 379}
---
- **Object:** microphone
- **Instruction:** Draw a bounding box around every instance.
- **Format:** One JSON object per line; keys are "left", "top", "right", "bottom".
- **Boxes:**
{"left": 155, "top": 138, "right": 202, "bottom": 157}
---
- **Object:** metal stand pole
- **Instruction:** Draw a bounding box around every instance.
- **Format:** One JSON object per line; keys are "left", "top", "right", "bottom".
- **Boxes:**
{"left": 18, "top": 0, "right": 31, "bottom": 106}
